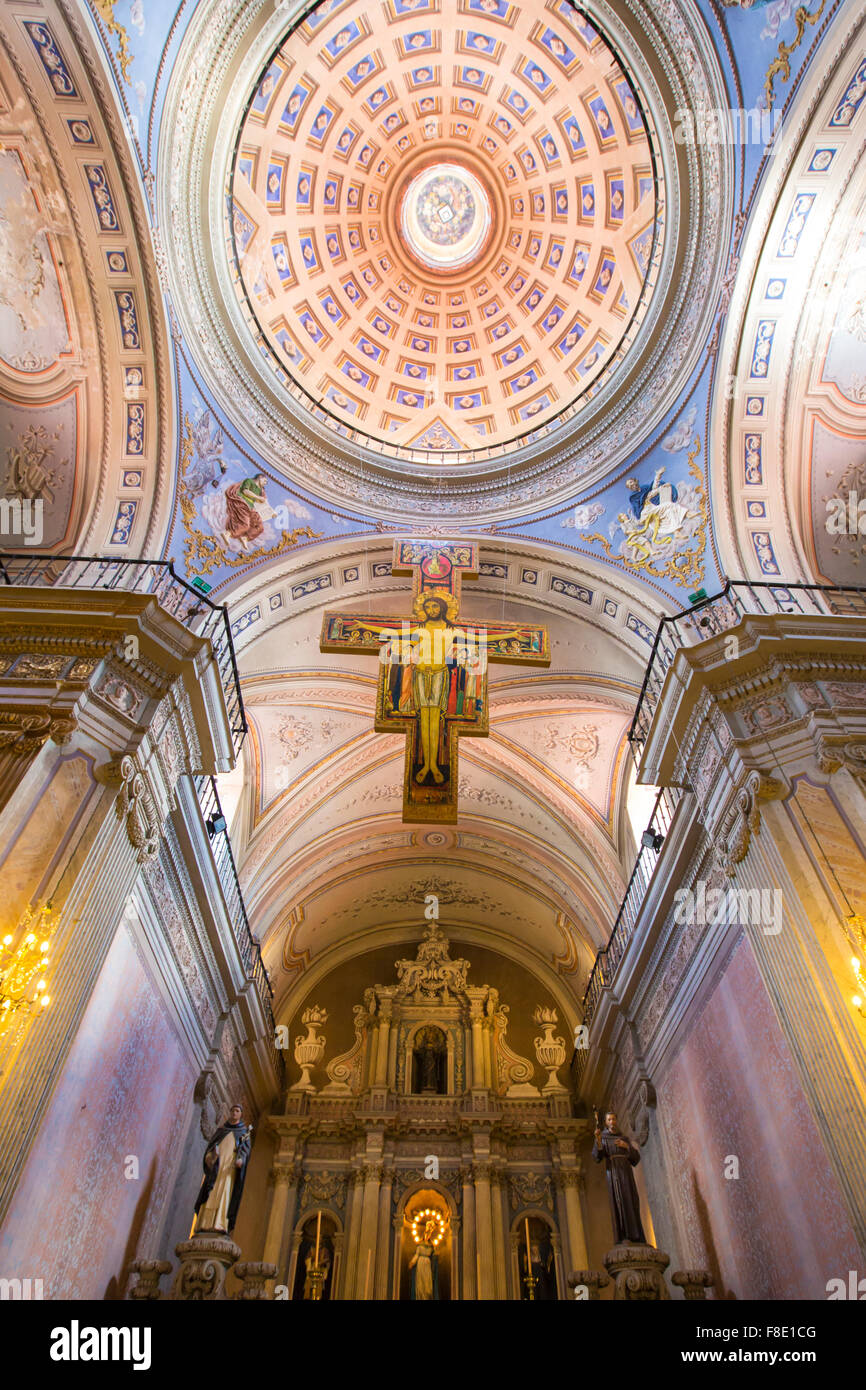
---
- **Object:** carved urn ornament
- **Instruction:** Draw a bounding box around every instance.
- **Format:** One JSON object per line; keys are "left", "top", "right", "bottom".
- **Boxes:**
{"left": 291, "top": 1005, "right": 328, "bottom": 1092}
{"left": 532, "top": 1006, "right": 568, "bottom": 1093}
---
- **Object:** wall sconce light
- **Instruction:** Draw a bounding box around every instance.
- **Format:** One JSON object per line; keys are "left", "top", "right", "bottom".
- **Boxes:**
{"left": 206, "top": 813, "right": 227, "bottom": 837}
{"left": 641, "top": 829, "right": 664, "bottom": 852}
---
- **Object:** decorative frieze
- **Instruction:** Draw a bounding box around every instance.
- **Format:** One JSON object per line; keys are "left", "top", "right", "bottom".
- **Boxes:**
{"left": 300, "top": 1171, "right": 346, "bottom": 1211}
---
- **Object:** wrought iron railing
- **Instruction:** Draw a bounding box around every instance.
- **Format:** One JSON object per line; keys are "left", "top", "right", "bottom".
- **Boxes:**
{"left": 574, "top": 577, "right": 866, "bottom": 1092}
{"left": 194, "top": 775, "right": 283, "bottom": 1083}
{"left": 0, "top": 552, "right": 283, "bottom": 1084}
{"left": 629, "top": 579, "right": 866, "bottom": 758}
{"left": 574, "top": 785, "right": 682, "bottom": 1091}
{"left": 0, "top": 553, "right": 247, "bottom": 757}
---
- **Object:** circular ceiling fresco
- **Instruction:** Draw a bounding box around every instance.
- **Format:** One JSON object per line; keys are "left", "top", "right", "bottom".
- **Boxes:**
{"left": 228, "top": 0, "right": 666, "bottom": 465}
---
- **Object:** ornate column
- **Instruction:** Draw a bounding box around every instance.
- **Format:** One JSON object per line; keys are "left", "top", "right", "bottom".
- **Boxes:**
{"left": 365, "top": 1026, "right": 379, "bottom": 1090}
{"left": 374, "top": 1165, "right": 393, "bottom": 1299}
{"left": 450, "top": 1213, "right": 462, "bottom": 1298}
{"left": 387, "top": 1014, "right": 399, "bottom": 1082}
{"left": 490, "top": 1168, "right": 507, "bottom": 1299}
{"left": 509, "top": 1229, "right": 521, "bottom": 1299}
{"left": 262, "top": 1161, "right": 298, "bottom": 1284}
{"left": 555, "top": 1166, "right": 589, "bottom": 1273}
{"left": 373, "top": 992, "right": 393, "bottom": 1089}
{"left": 482, "top": 1018, "right": 493, "bottom": 1089}
{"left": 356, "top": 1160, "right": 384, "bottom": 1298}
{"left": 461, "top": 1167, "right": 477, "bottom": 1300}
{"left": 340, "top": 1169, "right": 364, "bottom": 1299}
{"left": 286, "top": 1229, "right": 304, "bottom": 1300}
{"left": 467, "top": 991, "right": 486, "bottom": 1091}
{"left": 550, "top": 1230, "right": 566, "bottom": 1299}
{"left": 472, "top": 1161, "right": 495, "bottom": 1299}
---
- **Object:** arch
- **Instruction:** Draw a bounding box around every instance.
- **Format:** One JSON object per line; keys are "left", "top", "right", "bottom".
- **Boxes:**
{"left": 0, "top": 6, "right": 175, "bottom": 558}
{"left": 393, "top": 1180, "right": 460, "bottom": 1301}
{"left": 711, "top": 4, "right": 866, "bottom": 586}
{"left": 288, "top": 1204, "right": 344, "bottom": 1301}
{"left": 509, "top": 1207, "right": 563, "bottom": 1301}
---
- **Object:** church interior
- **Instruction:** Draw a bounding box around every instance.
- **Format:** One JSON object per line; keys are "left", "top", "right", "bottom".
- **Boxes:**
{"left": 0, "top": 0, "right": 865, "bottom": 1310}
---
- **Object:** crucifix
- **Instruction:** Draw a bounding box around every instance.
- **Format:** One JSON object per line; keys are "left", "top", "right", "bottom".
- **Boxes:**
{"left": 320, "top": 539, "right": 550, "bottom": 822}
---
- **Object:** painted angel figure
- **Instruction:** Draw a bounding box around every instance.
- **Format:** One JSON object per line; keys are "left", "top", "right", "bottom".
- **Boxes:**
{"left": 186, "top": 410, "right": 227, "bottom": 495}
{"left": 198, "top": 470, "right": 308, "bottom": 556}
{"left": 614, "top": 465, "right": 701, "bottom": 565}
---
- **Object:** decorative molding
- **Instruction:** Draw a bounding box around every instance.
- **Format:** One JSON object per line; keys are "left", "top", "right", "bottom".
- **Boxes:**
{"left": 110, "top": 753, "right": 162, "bottom": 863}
{"left": 509, "top": 1171, "right": 553, "bottom": 1211}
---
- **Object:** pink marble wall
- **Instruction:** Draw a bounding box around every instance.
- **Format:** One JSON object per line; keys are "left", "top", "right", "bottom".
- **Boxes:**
{"left": 0, "top": 921, "right": 194, "bottom": 1299}
{"left": 658, "top": 935, "right": 861, "bottom": 1299}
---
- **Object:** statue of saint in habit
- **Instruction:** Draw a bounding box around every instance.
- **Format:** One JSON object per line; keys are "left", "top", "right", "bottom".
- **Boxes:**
{"left": 192, "top": 1102, "right": 251, "bottom": 1235}
{"left": 592, "top": 1109, "right": 646, "bottom": 1244}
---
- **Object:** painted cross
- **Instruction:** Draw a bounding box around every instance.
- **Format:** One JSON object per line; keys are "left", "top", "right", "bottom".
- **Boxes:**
{"left": 320, "top": 539, "right": 550, "bottom": 822}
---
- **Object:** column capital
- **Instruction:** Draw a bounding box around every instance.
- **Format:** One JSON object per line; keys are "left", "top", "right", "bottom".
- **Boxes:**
{"left": 554, "top": 1166, "right": 583, "bottom": 1191}
{"left": 271, "top": 1161, "right": 298, "bottom": 1186}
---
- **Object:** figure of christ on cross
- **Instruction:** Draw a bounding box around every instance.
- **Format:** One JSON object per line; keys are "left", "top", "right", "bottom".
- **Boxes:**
{"left": 320, "top": 541, "right": 550, "bottom": 822}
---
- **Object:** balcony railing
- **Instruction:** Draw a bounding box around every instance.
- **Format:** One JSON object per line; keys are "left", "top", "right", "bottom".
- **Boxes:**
{"left": 0, "top": 552, "right": 247, "bottom": 758}
{"left": 574, "top": 577, "right": 866, "bottom": 1093}
{"left": 629, "top": 579, "right": 866, "bottom": 758}
{"left": 573, "top": 785, "right": 681, "bottom": 1090}
{"left": 195, "top": 775, "right": 284, "bottom": 1085}
{"left": 0, "top": 552, "right": 284, "bottom": 1086}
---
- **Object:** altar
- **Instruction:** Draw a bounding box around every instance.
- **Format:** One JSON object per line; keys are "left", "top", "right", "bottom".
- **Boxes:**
{"left": 260, "top": 922, "right": 590, "bottom": 1299}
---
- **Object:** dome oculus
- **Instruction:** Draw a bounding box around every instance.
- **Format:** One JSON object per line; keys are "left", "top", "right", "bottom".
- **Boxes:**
{"left": 399, "top": 165, "right": 492, "bottom": 271}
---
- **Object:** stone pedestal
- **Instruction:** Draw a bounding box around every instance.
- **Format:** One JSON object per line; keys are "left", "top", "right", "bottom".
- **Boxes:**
{"left": 127, "top": 1259, "right": 172, "bottom": 1300}
{"left": 603, "top": 1242, "right": 670, "bottom": 1300}
{"left": 234, "top": 1260, "right": 277, "bottom": 1299}
{"left": 172, "top": 1231, "right": 241, "bottom": 1300}
{"left": 568, "top": 1269, "right": 610, "bottom": 1300}
{"left": 672, "top": 1269, "right": 714, "bottom": 1299}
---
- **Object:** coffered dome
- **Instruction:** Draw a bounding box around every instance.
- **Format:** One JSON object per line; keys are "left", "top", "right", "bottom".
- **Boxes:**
{"left": 162, "top": 0, "right": 730, "bottom": 519}
{"left": 228, "top": 0, "right": 665, "bottom": 464}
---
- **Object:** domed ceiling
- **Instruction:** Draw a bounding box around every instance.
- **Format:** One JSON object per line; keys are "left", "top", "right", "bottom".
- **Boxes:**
{"left": 228, "top": 0, "right": 665, "bottom": 464}
{"left": 162, "top": 0, "right": 727, "bottom": 521}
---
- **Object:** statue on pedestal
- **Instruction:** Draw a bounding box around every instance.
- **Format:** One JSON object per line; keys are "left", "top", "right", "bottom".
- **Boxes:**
{"left": 592, "top": 1109, "right": 646, "bottom": 1244}
{"left": 193, "top": 1102, "right": 251, "bottom": 1235}
{"left": 409, "top": 1217, "right": 440, "bottom": 1300}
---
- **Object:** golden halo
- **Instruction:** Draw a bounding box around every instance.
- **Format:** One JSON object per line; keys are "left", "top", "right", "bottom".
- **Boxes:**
{"left": 412, "top": 588, "right": 459, "bottom": 623}
{"left": 410, "top": 1206, "right": 446, "bottom": 1246}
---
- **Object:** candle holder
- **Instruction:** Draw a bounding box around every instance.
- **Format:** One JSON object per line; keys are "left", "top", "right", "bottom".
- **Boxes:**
{"left": 307, "top": 1265, "right": 326, "bottom": 1300}
{"left": 522, "top": 1269, "right": 538, "bottom": 1301}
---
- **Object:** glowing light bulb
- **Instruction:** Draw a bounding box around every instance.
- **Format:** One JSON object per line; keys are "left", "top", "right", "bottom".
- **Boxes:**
{"left": 40, "top": 995, "right": 50, "bottom": 1008}
{"left": 24, "top": 934, "right": 36, "bottom": 946}
{"left": 853, "top": 995, "right": 863, "bottom": 1010}
{"left": 2, "top": 935, "right": 12, "bottom": 946}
